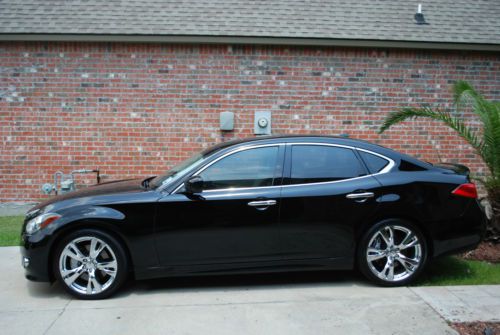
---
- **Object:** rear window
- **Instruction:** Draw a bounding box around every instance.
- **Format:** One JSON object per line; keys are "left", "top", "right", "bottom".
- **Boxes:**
{"left": 359, "top": 151, "right": 389, "bottom": 173}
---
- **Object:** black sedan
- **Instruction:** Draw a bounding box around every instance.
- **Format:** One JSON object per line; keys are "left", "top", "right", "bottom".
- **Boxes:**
{"left": 21, "top": 135, "right": 486, "bottom": 299}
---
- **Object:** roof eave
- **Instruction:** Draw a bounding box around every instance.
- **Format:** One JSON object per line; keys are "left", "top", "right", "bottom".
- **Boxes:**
{"left": 0, "top": 34, "right": 499, "bottom": 52}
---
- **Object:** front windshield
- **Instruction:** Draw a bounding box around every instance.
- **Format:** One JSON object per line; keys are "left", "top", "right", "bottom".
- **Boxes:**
{"left": 149, "top": 138, "right": 246, "bottom": 189}
{"left": 150, "top": 151, "right": 205, "bottom": 188}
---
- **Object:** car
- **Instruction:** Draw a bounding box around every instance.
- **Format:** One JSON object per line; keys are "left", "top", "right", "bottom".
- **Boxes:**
{"left": 21, "top": 135, "right": 486, "bottom": 299}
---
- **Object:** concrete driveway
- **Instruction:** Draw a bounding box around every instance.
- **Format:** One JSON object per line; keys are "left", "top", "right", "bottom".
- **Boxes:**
{"left": 0, "top": 247, "right": 498, "bottom": 335}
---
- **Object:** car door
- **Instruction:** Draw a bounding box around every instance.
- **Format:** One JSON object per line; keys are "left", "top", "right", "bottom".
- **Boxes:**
{"left": 155, "top": 144, "right": 285, "bottom": 266}
{"left": 278, "top": 143, "right": 385, "bottom": 263}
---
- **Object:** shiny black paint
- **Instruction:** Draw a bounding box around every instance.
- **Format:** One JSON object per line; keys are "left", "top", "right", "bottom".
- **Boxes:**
{"left": 21, "top": 136, "right": 486, "bottom": 283}
{"left": 156, "top": 187, "right": 283, "bottom": 266}
{"left": 279, "top": 176, "right": 382, "bottom": 261}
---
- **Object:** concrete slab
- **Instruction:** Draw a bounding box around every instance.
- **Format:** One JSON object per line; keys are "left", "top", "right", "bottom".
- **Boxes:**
{"left": 67, "top": 279, "right": 412, "bottom": 310}
{"left": 411, "top": 286, "right": 500, "bottom": 322}
{"left": 0, "top": 246, "right": 479, "bottom": 335}
{"left": 49, "top": 297, "right": 456, "bottom": 335}
{"left": 0, "top": 247, "right": 70, "bottom": 313}
{"left": 0, "top": 310, "right": 62, "bottom": 335}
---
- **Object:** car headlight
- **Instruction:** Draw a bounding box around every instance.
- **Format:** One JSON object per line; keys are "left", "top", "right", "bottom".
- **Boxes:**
{"left": 25, "top": 213, "right": 61, "bottom": 235}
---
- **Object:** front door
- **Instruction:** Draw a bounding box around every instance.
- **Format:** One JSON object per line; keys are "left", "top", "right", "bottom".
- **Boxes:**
{"left": 155, "top": 145, "right": 285, "bottom": 266}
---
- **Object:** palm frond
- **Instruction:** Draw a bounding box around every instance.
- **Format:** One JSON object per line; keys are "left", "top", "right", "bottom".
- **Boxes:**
{"left": 481, "top": 101, "right": 500, "bottom": 175}
{"left": 452, "top": 80, "right": 490, "bottom": 122}
{"left": 452, "top": 80, "right": 477, "bottom": 110}
{"left": 379, "top": 81, "right": 500, "bottom": 181}
{"left": 378, "top": 106, "right": 483, "bottom": 153}
{"left": 379, "top": 106, "right": 484, "bottom": 167}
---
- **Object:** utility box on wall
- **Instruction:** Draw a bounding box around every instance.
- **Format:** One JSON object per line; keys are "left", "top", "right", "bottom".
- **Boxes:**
{"left": 219, "top": 111, "right": 234, "bottom": 131}
{"left": 254, "top": 111, "right": 271, "bottom": 135}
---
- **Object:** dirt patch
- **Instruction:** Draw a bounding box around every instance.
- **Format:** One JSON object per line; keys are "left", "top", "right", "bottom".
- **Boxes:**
{"left": 451, "top": 322, "right": 500, "bottom": 335}
{"left": 461, "top": 242, "right": 500, "bottom": 263}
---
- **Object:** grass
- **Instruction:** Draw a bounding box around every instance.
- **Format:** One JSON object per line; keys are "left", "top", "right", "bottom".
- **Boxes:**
{"left": 0, "top": 216, "right": 23, "bottom": 247}
{"left": 415, "top": 256, "right": 500, "bottom": 286}
{"left": 0, "top": 215, "right": 499, "bottom": 286}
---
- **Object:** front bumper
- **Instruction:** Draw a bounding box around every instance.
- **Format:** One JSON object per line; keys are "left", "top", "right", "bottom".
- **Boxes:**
{"left": 20, "top": 234, "right": 53, "bottom": 282}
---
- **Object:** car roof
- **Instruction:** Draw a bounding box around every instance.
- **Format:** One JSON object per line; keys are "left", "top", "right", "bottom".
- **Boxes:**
{"left": 208, "top": 134, "right": 386, "bottom": 153}
{"left": 205, "top": 134, "right": 433, "bottom": 170}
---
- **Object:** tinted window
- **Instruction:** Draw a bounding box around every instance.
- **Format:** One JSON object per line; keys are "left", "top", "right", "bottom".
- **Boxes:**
{"left": 359, "top": 151, "right": 389, "bottom": 173}
{"left": 399, "top": 159, "right": 427, "bottom": 171}
{"left": 290, "top": 145, "right": 365, "bottom": 184}
{"left": 199, "top": 146, "right": 279, "bottom": 190}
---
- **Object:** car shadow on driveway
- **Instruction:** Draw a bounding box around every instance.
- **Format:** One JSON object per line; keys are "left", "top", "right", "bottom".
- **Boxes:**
{"left": 114, "top": 269, "right": 369, "bottom": 298}
{"left": 25, "top": 269, "right": 369, "bottom": 300}
{"left": 26, "top": 280, "right": 68, "bottom": 299}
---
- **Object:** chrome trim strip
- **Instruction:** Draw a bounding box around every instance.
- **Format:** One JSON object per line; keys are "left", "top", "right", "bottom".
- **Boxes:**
{"left": 355, "top": 147, "right": 395, "bottom": 174}
{"left": 171, "top": 142, "right": 396, "bottom": 195}
{"left": 290, "top": 142, "right": 355, "bottom": 150}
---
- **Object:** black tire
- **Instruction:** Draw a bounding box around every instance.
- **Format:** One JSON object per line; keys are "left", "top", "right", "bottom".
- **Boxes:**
{"left": 357, "top": 219, "right": 427, "bottom": 286}
{"left": 53, "top": 229, "right": 129, "bottom": 299}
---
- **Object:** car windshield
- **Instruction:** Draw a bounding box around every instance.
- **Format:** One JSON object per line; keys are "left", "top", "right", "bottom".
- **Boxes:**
{"left": 149, "top": 139, "right": 252, "bottom": 189}
{"left": 150, "top": 151, "right": 205, "bottom": 188}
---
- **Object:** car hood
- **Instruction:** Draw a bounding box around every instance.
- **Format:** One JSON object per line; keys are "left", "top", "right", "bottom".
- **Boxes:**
{"left": 29, "top": 178, "right": 148, "bottom": 213}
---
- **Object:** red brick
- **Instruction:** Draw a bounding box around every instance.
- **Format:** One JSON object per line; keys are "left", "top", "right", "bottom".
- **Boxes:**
{"left": 0, "top": 42, "right": 498, "bottom": 201}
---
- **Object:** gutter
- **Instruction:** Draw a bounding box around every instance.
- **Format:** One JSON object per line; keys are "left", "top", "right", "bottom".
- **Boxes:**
{"left": 0, "top": 34, "right": 499, "bottom": 52}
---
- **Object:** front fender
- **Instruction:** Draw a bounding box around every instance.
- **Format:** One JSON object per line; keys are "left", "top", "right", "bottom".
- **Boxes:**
{"left": 23, "top": 203, "right": 159, "bottom": 281}
{"left": 25, "top": 205, "right": 126, "bottom": 244}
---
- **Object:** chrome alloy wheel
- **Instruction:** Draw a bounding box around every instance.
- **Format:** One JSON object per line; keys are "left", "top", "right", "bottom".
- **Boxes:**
{"left": 58, "top": 236, "right": 118, "bottom": 295}
{"left": 366, "top": 225, "right": 423, "bottom": 282}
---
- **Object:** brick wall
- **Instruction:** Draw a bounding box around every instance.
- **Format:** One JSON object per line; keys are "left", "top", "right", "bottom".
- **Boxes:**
{"left": 1, "top": 42, "right": 499, "bottom": 202}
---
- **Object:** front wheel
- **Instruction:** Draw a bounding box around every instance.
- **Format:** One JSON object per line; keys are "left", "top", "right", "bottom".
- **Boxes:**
{"left": 358, "top": 220, "right": 427, "bottom": 286}
{"left": 53, "top": 229, "right": 128, "bottom": 299}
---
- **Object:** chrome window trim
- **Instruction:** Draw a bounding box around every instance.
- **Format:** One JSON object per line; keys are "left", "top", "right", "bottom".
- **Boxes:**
{"left": 355, "top": 147, "right": 395, "bottom": 174}
{"left": 171, "top": 142, "right": 395, "bottom": 194}
{"left": 171, "top": 143, "right": 283, "bottom": 194}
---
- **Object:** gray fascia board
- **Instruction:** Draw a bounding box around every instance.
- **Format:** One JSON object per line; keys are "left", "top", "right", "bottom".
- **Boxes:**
{"left": 0, "top": 34, "right": 499, "bottom": 52}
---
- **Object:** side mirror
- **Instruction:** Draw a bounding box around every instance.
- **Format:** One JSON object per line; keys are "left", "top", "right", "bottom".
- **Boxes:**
{"left": 185, "top": 175, "right": 203, "bottom": 194}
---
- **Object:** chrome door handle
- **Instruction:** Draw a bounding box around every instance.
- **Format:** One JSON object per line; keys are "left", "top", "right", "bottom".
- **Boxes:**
{"left": 248, "top": 200, "right": 277, "bottom": 207}
{"left": 346, "top": 192, "right": 374, "bottom": 200}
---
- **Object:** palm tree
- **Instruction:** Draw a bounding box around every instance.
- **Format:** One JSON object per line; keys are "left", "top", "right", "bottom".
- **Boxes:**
{"left": 379, "top": 81, "right": 500, "bottom": 241}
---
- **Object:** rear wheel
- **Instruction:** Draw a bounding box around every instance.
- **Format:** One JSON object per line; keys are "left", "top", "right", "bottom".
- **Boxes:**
{"left": 358, "top": 219, "right": 427, "bottom": 286}
{"left": 53, "top": 229, "right": 128, "bottom": 299}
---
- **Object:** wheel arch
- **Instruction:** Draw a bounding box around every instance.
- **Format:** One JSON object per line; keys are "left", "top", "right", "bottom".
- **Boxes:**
{"left": 47, "top": 219, "right": 134, "bottom": 282}
{"left": 356, "top": 215, "right": 434, "bottom": 261}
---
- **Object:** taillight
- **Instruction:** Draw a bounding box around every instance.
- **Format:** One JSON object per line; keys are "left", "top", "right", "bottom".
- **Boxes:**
{"left": 452, "top": 183, "right": 478, "bottom": 199}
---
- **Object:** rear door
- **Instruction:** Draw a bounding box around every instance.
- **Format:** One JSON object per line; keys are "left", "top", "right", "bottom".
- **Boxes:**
{"left": 278, "top": 143, "right": 385, "bottom": 262}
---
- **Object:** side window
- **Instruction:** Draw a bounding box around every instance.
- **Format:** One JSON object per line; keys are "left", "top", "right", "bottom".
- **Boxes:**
{"left": 199, "top": 146, "right": 279, "bottom": 190}
{"left": 290, "top": 145, "right": 365, "bottom": 185}
{"left": 359, "top": 151, "right": 390, "bottom": 173}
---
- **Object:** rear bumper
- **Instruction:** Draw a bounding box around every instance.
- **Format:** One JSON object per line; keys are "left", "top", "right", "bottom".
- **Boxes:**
{"left": 431, "top": 200, "right": 487, "bottom": 258}
{"left": 432, "top": 234, "right": 482, "bottom": 257}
